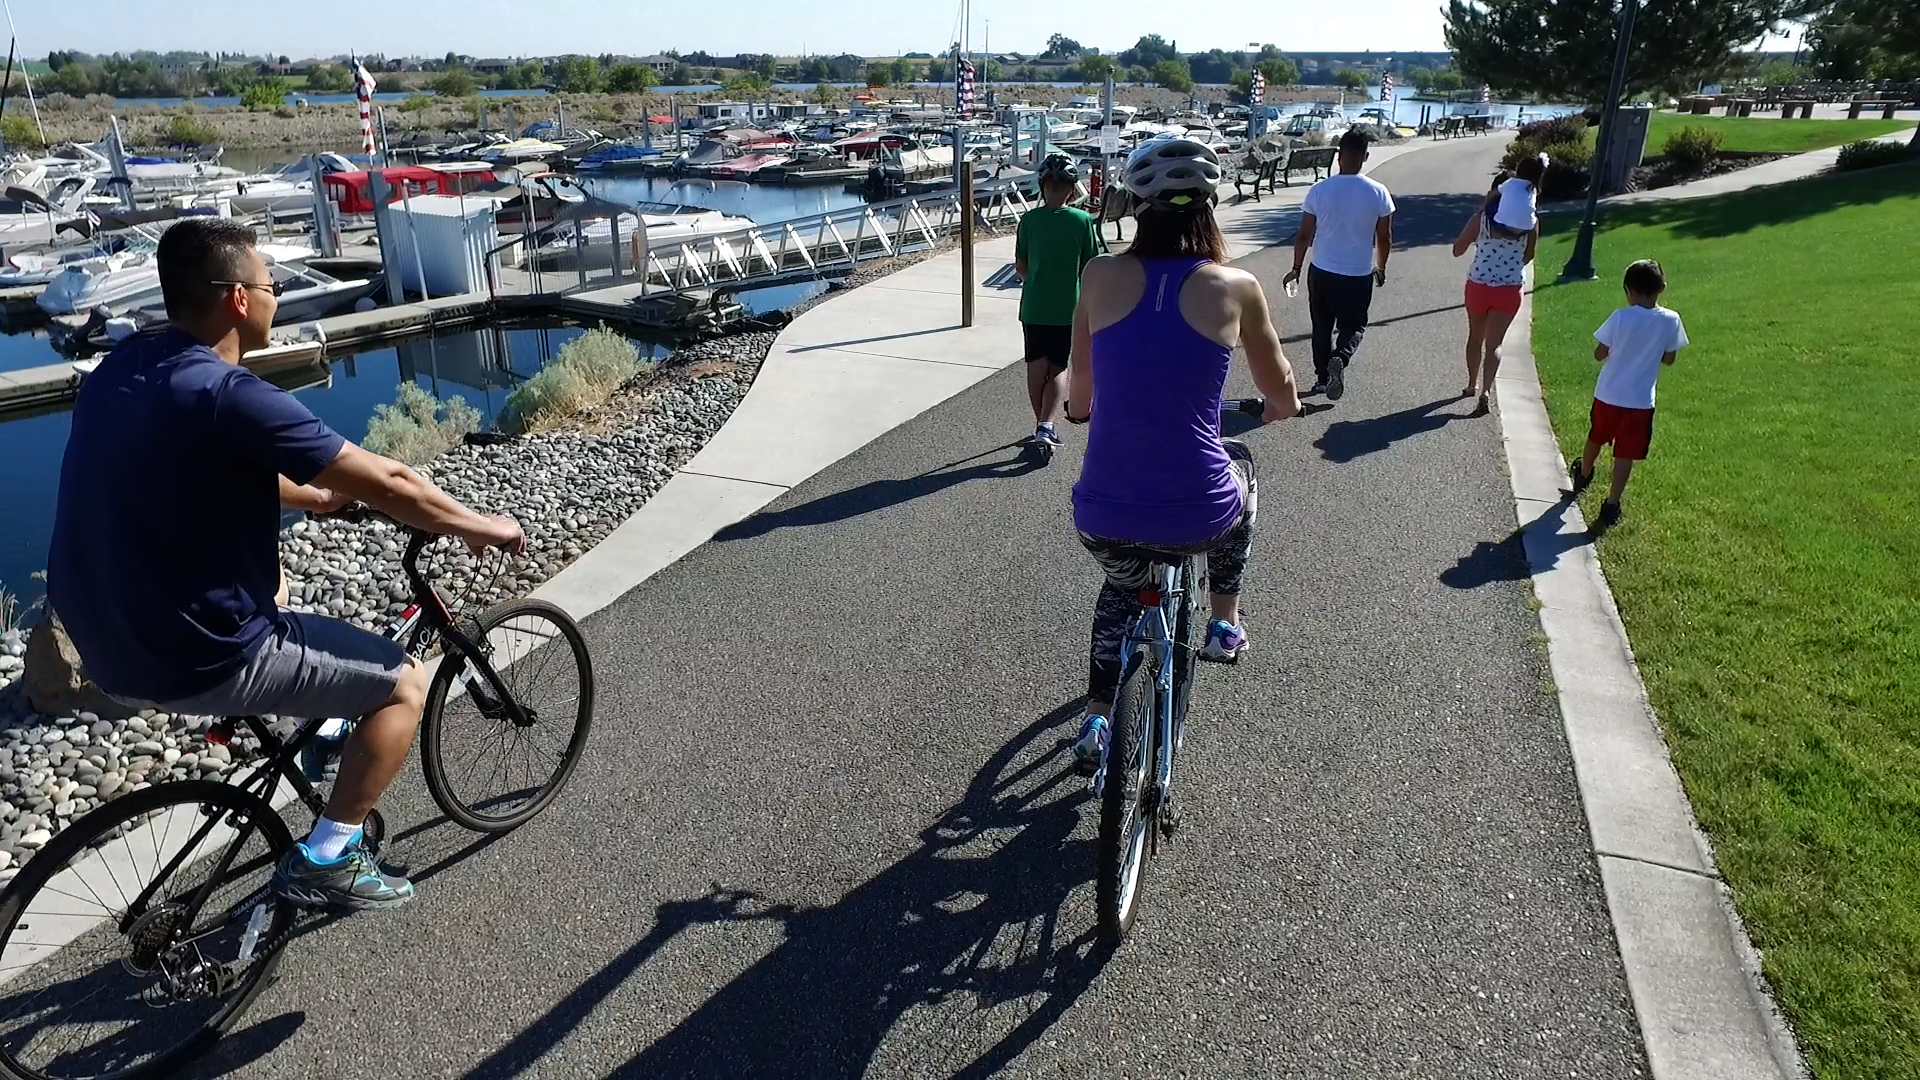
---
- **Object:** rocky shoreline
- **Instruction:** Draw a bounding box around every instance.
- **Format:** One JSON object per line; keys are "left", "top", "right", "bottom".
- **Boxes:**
{"left": 0, "top": 328, "right": 775, "bottom": 880}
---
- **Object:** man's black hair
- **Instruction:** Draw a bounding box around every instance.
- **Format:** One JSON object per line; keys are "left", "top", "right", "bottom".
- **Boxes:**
{"left": 1623, "top": 259, "right": 1666, "bottom": 296}
{"left": 1338, "top": 128, "right": 1372, "bottom": 156}
{"left": 157, "top": 218, "right": 259, "bottom": 321}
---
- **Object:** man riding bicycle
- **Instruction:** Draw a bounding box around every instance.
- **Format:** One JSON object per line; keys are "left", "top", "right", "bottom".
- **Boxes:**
{"left": 48, "top": 219, "right": 525, "bottom": 911}
{"left": 1065, "top": 138, "right": 1303, "bottom": 772}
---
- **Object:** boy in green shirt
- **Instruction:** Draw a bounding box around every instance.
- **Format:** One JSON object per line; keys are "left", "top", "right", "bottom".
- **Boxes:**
{"left": 1015, "top": 154, "right": 1103, "bottom": 450}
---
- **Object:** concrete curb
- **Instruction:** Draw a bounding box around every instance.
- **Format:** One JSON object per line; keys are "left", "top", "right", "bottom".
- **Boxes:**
{"left": 1494, "top": 282, "right": 1808, "bottom": 1080}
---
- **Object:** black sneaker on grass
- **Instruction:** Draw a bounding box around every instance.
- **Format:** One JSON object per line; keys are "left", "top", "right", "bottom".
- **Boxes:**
{"left": 1593, "top": 501, "right": 1623, "bottom": 532}
{"left": 1568, "top": 460, "right": 1595, "bottom": 497}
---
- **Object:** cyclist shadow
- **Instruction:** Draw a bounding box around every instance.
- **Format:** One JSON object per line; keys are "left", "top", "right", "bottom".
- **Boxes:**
{"left": 463, "top": 698, "right": 1108, "bottom": 1080}
{"left": 713, "top": 442, "right": 1043, "bottom": 542}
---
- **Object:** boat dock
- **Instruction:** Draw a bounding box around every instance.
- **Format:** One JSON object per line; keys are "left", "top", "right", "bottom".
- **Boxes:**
{"left": 0, "top": 184, "right": 1038, "bottom": 422}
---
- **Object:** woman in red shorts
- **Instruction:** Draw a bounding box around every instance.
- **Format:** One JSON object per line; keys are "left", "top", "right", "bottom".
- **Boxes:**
{"left": 1450, "top": 171, "right": 1539, "bottom": 415}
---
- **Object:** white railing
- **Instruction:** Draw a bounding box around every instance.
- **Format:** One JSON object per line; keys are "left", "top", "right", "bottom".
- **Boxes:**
{"left": 490, "top": 184, "right": 1035, "bottom": 301}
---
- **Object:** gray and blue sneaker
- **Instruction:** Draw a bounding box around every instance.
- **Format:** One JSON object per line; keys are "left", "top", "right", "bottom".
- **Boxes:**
{"left": 272, "top": 834, "right": 415, "bottom": 911}
{"left": 1199, "top": 619, "right": 1249, "bottom": 663}
{"left": 1034, "top": 422, "right": 1062, "bottom": 447}
{"left": 1071, "top": 715, "right": 1110, "bottom": 776}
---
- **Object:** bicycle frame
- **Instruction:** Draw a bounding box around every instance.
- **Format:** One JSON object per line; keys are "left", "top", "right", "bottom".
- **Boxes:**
{"left": 1092, "top": 558, "right": 1193, "bottom": 822}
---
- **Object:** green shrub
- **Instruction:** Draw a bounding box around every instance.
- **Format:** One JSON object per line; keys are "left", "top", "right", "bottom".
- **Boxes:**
{"left": 239, "top": 77, "right": 289, "bottom": 111}
{"left": 0, "top": 113, "right": 42, "bottom": 149}
{"left": 1835, "top": 139, "right": 1916, "bottom": 172}
{"left": 398, "top": 93, "right": 435, "bottom": 114}
{"left": 1662, "top": 125, "right": 1724, "bottom": 174}
{"left": 1515, "top": 114, "right": 1589, "bottom": 146}
{"left": 165, "top": 113, "right": 217, "bottom": 146}
{"left": 500, "top": 328, "right": 649, "bottom": 433}
{"left": 363, "top": 382, "right": 481, "bottom": 465}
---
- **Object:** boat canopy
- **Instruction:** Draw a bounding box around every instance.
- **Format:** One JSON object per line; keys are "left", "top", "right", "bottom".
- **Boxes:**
{"left": 322, "top": 166, "right": 498, "bottom": 214}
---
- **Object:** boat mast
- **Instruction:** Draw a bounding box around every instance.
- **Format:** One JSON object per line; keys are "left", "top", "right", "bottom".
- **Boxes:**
{"left": 0, "top": 0, "right": 45, "bottom": 144}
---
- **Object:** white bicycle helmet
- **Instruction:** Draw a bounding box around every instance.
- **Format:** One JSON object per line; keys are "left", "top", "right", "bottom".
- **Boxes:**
{"left": 1122, "top": 137, "right": 1223, "bottom": 209}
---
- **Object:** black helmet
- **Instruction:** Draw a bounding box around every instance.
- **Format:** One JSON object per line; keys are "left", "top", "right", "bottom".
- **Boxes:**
{"left": 1037, "top": 153, "right": 1079, "bottom": 183}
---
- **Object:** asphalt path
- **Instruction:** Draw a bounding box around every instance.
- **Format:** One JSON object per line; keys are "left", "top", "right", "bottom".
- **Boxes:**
{"left": 172, "top": 135, "right": 1647, "bottom": 1079}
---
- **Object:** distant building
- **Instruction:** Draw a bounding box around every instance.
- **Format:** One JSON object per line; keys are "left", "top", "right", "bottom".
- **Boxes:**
{"left": 635, "top": 54, "right": 677, "bottom": 74}
{"left": 473, "top": 58, "right": 515, "bottom": 76}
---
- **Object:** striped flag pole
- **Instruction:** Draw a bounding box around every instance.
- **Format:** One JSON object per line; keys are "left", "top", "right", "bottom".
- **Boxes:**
{"left": 1381, "top": 72, "right": 1394, "bottom": 103}
{"left": 1250, "top": 70, "right": 1265, "bottom": 107}
{"left": 353, "top": 57, "right": 377, "bottom": 156}
{"left": 1480, "top": 83, "right": 1491, "bottom": 104}
{"left": 956, "top": 58, "right": 976, "bottom": 115}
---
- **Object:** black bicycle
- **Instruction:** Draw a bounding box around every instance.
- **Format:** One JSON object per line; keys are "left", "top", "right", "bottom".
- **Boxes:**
{"left": 0, "top": 508, "right": 594, "bottom": 1080}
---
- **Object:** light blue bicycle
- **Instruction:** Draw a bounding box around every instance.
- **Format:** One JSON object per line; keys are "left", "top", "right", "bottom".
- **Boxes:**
{"left": 1091, "top": 396, "right": 1326, "bottom": 944}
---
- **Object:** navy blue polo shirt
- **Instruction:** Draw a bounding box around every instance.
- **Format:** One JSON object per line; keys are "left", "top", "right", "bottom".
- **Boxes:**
{"left": 49, "top": 328, "right": 345, "bottom": 701}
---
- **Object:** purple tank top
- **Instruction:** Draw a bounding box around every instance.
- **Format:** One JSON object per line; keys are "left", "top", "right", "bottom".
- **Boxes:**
{"left": 1073, "top": 257, "right": 1242, "bottom": 546}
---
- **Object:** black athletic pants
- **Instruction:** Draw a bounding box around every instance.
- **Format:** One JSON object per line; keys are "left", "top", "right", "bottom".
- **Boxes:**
{"left": 1307, "top": 266, "right": 1376, "bottom": 383}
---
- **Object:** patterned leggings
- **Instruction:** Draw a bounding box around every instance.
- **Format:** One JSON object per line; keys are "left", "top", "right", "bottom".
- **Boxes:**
{"left": 1079, "top": 441, "right": 1257, "bottom": 706}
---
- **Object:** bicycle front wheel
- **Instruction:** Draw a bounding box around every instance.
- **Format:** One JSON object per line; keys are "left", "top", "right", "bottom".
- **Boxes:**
{"left": 1097, "top": 643, "right": 1158, "bottom": 946}
{"left": 0, "top": 780, "right": 297, "bottom": 1080}
{"left": 422, "top": 598, "right": 595, "bottom": 833}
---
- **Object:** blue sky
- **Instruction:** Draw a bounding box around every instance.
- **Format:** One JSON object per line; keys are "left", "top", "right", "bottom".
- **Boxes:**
{"left": 16, "top": 0, "right": 1471, "bottom": 58}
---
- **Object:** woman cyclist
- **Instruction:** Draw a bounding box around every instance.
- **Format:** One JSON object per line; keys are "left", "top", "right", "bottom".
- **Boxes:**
{"left": 1065, "top": 138, "right": 1303, "bottom": 772}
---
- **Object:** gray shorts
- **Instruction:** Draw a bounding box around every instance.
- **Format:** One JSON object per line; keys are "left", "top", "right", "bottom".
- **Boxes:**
{"left": 118, "top": 611, "right": 406, "bottom": 721}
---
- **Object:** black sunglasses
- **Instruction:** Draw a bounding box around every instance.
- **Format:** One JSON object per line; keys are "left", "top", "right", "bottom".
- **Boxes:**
{"left": 210, "top": 279, "right": 286, "bottom": 297}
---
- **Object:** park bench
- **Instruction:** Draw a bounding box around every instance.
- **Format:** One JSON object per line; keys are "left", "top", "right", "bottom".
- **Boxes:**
{"left": 1848, "top": 98, "right": 1902, "bottom": 120}
{"left": 1230, "top": 138, "right": 1290, "bottom": 201}
{"left": 1431, "top": 116, "right": 1466, "bottom": 140}
{"left": 1725, "top": 98, "right": 1757, "bottom": 117}
{"left": 1464, "top": 115, "right": 1495, "bottom": 135}
{"left": 1283, "top": 146, "right": 1338, "bottom": 185}
{"left": 1779, "top": 100, "right": 1815, "bottom": 119}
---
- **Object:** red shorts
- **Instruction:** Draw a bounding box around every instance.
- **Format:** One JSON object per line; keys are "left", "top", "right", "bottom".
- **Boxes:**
{"left": 1465, "top": 280, "right": 1523, "bottom": 317}
{"left": 1588, "top": 399, "right": 1655, "bottom": 461}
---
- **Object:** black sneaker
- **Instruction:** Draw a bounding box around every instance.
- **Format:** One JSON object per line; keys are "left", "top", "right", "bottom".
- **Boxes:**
{"left": 1568, "top": 460, "right": 1595, "bottom": 497}
{"left": 1325, "top": 363, "right": 1345, "bottom": 401}
{"left": 273, "top": 836, "right": 415, "bottom": 911}
{"left": 1593, "top": 501, "right": 1623, "bottom": 532}
{"left": 1305, "top": 380, "right": 1328, "bottom": 397}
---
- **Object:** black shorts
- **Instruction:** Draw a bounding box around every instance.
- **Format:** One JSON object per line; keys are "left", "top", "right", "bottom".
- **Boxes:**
{"left": 1022, "top": 323, "right": 1072, "bottom": 369}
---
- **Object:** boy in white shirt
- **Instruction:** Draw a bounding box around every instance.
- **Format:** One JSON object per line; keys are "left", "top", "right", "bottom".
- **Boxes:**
{"left": 1569, "top": 259, "right": 1689, "bottom": 530}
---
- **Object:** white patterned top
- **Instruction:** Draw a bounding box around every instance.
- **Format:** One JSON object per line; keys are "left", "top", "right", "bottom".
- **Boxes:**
{"left": 1468, "top": 214, "right": 1529, "bottom": 287}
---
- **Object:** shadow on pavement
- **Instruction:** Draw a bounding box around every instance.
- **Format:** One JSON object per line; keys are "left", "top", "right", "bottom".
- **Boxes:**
{"left": 1441, "top": 499, "right": 1592, "bottom": 589}
{"left": 176, "top": 1011, "right": 307, "bottom": 1079}
{"left": 465, "top": 698, "right": 1105, "bottom": 1080}
{"left": 789, "top": 325, "right": 958, "bottom": 354}
{"left": 716, "top": 443, "right": 1042, "bottom": 541}
{"left": 1316, "top": 396, "right": 1475, "bottom": 463}
{"left": 1387, "top": 192, "right": 1495, "bottom": 251}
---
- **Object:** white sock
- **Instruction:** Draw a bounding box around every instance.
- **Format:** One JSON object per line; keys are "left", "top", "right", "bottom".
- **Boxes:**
{"left": 304, "top": 816, "right": 363, "bottom": 862}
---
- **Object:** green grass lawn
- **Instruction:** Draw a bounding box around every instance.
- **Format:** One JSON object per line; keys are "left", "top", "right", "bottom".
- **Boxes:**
{"left": 1532, "top": 168, "right": 1920, "bottom": 1079}
{"left": 1619, "top": 111, "right": 1913, "bottom": 155}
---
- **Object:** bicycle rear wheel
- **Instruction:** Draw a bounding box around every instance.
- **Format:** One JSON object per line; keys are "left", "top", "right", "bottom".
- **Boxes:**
{"left": 1170, "top": 556, "right": 1204, "bottom": 737}
{"left": 0, "top": 781, "right": 297, "bottom": 1080}
{"left": 422, "top": 598, "right": 595, "bottom": 833}
{"left": 1096, "top": 643, "right": 1158, "bottom": 946}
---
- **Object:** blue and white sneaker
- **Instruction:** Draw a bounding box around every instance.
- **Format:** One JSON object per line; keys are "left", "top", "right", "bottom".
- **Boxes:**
{"left": 272, "top": 833, "right": 414, "bottom": 911}
{"left": 298, "top": 719, "right": 349, "bottom": 782}
{"left": 1033, "top": 423, "right": 1062, "bottom": 448}
{"left": 1071, "top": 714, "right": 1110, "bottom": 776}
{"left": 1199, "top": 619, "right": 1250, "bottom": 663}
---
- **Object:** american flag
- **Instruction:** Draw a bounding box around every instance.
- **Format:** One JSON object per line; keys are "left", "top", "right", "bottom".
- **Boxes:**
{"left": 956, "top": 58, "right": 976, "bottom": 114}
{"left": 1480, "top": 83, "right": 1492, "bottom": 104}
{"left": 1380, "top": 72, "right": 1394, "bottom": 103}
{"left": 353, "top": 58, "right": 378, "bottom": 155}
{"left": 1250, "top": 70, "right": 1265, "bottom": 106}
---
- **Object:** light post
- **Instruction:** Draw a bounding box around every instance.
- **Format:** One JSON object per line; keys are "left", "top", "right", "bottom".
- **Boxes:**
{"left": 1561, "top": 0, "right": 1641, "bottom": 282}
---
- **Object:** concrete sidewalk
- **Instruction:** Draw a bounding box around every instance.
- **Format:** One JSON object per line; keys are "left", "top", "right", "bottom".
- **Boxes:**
{"left": 1544, "top": 126, "right": 1916, "bottom": 211}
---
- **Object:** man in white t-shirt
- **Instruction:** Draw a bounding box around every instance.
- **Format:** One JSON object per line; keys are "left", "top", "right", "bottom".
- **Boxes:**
{"left": 1568, "top": 259, "right": 1690, "bottom": 531}
{"left": 1282, "top": 129, "right": 1396, "bottom": 401}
